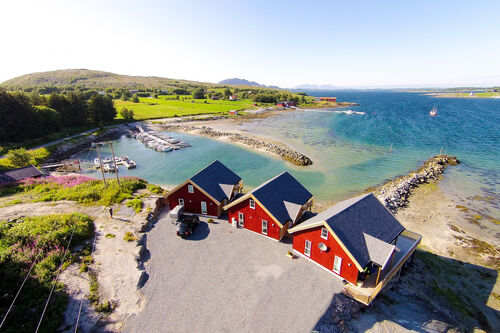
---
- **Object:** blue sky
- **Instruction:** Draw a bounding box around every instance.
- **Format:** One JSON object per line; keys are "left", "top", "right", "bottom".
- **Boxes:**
{"left": 1, "top": 0, "right": 499, "bottom": 88}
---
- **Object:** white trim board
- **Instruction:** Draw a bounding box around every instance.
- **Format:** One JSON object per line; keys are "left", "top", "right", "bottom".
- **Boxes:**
{"left": 292, "top": 250, "right": 354, "bottom": 285}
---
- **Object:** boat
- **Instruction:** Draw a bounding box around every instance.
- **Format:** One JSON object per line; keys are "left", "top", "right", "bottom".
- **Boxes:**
{"left": 429, "top": 106, "right": 438, "bottom": 116}
{"left": 94, "top": 158, "right": 101, "bottom": 166}
{"left": 123, "top": 159, "right": 136, "bottom": 169}
{"left": 102, "top": 157, "right": 112, "bottom": 164}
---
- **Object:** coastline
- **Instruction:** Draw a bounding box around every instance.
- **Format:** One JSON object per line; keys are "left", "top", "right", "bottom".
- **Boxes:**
{"left": 424, "top": 92, "right": 500, "bottom": 99}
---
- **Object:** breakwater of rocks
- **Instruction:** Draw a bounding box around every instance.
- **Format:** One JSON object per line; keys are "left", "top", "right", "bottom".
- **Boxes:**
{"left": 373, "top": 154, "right": 460, "bottom": 212}
{"left": 159, "top": 124, "right": 313, "bottom": 166}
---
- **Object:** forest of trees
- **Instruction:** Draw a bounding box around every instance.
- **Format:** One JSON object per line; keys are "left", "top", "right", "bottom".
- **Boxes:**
{"left": 0, "top": 89, "right": 116, "bottom": 143}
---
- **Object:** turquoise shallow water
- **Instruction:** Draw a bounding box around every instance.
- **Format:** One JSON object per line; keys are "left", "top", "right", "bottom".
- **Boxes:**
{"left": 76, "top": 91, "right": 499, "bottom": 220}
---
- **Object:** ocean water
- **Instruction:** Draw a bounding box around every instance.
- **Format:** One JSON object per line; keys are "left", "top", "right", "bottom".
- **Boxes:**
{"left": 76, "top": 91, "right": 499, "bottom": 221}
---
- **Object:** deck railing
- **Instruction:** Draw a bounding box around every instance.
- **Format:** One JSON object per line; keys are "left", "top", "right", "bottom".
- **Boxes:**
{"left": 342, "top": 230, "right": 422, "bottom": 306}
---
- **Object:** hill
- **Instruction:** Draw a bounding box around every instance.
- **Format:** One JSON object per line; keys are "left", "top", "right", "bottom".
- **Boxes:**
{"left": 218, "top": 78, "right": 264, "bottom": 87}
{"left": 0, "top": 69, "right": 215, "bottom": 91}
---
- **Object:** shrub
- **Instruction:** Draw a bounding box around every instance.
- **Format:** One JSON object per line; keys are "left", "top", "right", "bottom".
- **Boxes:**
{"left": 126, "top": 198, "right": 143, "bottom": 213}
{"left": 146, "top": 183, "right": 164, "bottom": 195}
{"left": 105, "top": 233, "right": 116, "bottom": 238}
{"left": 123, "top": 231, "right": 137, "bottom": 242}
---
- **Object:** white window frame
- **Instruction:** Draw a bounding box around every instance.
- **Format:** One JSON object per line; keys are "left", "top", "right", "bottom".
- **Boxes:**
{"left": 201, "top": 201, "right": 207, "bottom": 214}
{"left": 333, "top": 255, "right": 342, "bottom": 274}
{"left": 304, "top": 240, "right": 312, "bottom": 257}
{"left": 188, "top": 184, "right": 194, "bottom": 193}
{"left": 178, "top": 198, "right": 184, "bottom": 206}
{"left": 249, "top": 199, "right": 255, "bottom": 209}
{"left": 321, "top": 227, "right": 328, "bottom": 240}
{"left": 238, "top": 212, "right": 244, "bottom": 227}
{"left": 262, "top": 220, "right": 268, "bottom": 235}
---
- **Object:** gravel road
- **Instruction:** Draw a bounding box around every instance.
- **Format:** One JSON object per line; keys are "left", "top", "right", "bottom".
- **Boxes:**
{"left": 123, "top": 213, "right": 344, "bottom": 333}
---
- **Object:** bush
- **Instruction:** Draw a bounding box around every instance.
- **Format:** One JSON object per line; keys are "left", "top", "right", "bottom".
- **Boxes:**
{"left": 123, "top": 231, "right": 137, "bottom": 242}
{"left": 146, "top": 183, "right": 164, "bottom": 195}
{"left": 126, "top": 198, "right": 143, "bottom": 213}
{"left": 119, "top": 107, "right": 135, "bottom": 120}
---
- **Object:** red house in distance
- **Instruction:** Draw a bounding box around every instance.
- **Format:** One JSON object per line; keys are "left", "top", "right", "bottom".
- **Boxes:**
{"left": 319, "top": 97, "right": 337, "bottom": 102}
{"left": 166, "top": 160, "right": 242, "bottom": 217}
{"left": 223, "top": 172, "right": 313, "bottom": 241}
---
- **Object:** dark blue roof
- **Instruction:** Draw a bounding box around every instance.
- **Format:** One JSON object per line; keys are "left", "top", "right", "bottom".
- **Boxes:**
{"left": 190, "top": 160, "right": 241, "bottom": 202}
{"left": 251, "top": 172, "right": 313, "bottom": 224}
{"left": 301, "top": 193, "right": 404, "bottom": 268}
{"left": 0, "top": 165, "right": 43, "bottom": 185}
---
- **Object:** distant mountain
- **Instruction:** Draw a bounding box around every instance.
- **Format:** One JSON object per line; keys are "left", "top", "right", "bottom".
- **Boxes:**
{"left": 218, "top": 78, "right": 265, "bottom": 87}
{"left": 0, "top": 69, "right": 212, "bottom": 90}
{"left": 294, "top": 84, "right": 338, "bottom": 90}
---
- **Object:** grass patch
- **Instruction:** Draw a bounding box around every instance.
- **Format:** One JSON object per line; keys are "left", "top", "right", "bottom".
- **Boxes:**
{"left": 0, "top": 213, "right": 94, "bottom": 331}
{"left": 147, "top": 183, "right": 165, "bottom": 195}
{"left": 123, "top": 231, "right": 137, "bottom": 242}
{"left": 114, "top": 97, "right": 254, "bottom": 120}
{"left": 126, "top": 198, "right": 143, "bottom": 213}
{"left": 105, "top": 233, "right": 116, "bottom": 239}
{"left": 456, "top": 205, "right": 469, "bottom": 213}
{"left": 0, "top": 147, "right": 50, "bottom": 171}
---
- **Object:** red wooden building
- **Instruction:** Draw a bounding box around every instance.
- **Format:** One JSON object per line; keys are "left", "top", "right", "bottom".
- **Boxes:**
{"left": 289, "top": 193, "right": 406, "bottom": 285}
{"left": 319, "top": 97, "right": 337, "bottom": 102}
{"left": 166, "top": 160, "right": 242, "bottom": 217}
{"left": 223, "top": 172, "right": 313, "bottom": 241}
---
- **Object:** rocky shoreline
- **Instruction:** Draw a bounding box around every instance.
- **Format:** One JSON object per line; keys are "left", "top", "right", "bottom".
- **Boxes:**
{"left": 372, "top": 154, "right": 460, "bottom": 212}
{"left": 158, "top": 123, "right": 313, "bottom": 166}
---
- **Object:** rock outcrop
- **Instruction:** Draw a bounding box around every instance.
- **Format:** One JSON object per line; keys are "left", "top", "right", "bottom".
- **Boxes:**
{"left": 159, "top": 124, "right": 313, "bottom": 166}
{"left": 373, "top": 154, "right": 460, "bottom": 212}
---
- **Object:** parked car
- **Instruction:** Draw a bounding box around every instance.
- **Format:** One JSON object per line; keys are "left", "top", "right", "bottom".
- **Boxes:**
{"left": 176, "top": 216, "right": 199, "bottom": 239}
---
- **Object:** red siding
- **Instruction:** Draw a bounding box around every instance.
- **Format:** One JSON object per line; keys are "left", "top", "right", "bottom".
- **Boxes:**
{"left": 227, "top": 198, "right": 281, "bottom": 240}
{"left": 167, "top": 182, "right": 220, "bottom": 217}
{"left": 292, "top": 226, "right": 359, "bottom": 284}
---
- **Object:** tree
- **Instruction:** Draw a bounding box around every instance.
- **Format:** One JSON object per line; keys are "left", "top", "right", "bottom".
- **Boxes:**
{"left": 119, "top": 107, "right": 134, "bottom": 120}
{"left": 7, "top": 148, "right": 31, "bottom": 167}
{"left": 131, "top": 95, "right": 140, "bottom": 103}
{"left": 192, "top": 88, "right": 205, "bottom": 99}
{"left": 224, "top": 88, "right": 232, "bottom": 99}
{"left": 87, "top": 94, "right": 116, "bottom": 125}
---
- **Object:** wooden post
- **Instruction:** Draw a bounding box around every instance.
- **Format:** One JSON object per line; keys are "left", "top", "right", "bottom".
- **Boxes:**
{"left": 375, "top": 265, "right": 382, "bottom": 286}
{"left": 96, "top": 144, "right": 107, "bottom": 188}
{"left": 109, "top": 142, "right": 120, "bottom": 187}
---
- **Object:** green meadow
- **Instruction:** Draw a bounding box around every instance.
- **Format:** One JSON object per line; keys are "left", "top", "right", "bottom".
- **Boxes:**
{"left": 115, "top": 96, "right": 256, "bottom": 119}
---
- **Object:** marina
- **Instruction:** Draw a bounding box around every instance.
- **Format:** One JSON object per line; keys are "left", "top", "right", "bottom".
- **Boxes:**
{"left": 133, "top": 125, "right": 191, "bottom": 152}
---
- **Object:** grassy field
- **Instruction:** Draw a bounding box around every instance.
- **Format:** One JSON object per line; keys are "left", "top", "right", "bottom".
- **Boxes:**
{"left": 115, "top": 96, "right": 256, "bottom": 119}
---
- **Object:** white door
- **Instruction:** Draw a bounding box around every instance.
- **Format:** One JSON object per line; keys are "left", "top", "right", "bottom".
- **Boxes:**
{"left": 238, "top": 212, "right": 244, "bottom": 227}
{"left": 201, "top": 201, "right": 207, "bottom": 214}
{"left": 333, "top": 256, "right": 342, "bottom": 274}
{"left": 178, "top": 198, "right": 184, "bottom": 206}
{"left": 262, "top": 220, "right": 268, "bottom": 235}
{"left": 304, "top": 240, "right": 312, "bottom": 257}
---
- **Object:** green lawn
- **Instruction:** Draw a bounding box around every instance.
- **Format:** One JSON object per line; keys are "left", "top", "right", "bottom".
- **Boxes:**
{"left": 115, "top": 96, "right": 256, "bottom": 119}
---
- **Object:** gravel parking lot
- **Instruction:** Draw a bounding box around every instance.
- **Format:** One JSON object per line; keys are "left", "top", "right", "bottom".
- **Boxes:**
{"left": 123, "top": 211, "right": 344, "bottom": 333}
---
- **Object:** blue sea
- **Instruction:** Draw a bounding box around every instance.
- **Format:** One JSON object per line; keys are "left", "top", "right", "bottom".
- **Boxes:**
{"left": 76, "top": 91, "right": 500, "bottom": 223}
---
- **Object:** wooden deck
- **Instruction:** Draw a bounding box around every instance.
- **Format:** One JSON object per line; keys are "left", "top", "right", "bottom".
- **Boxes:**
{"left": 342, "top": 230, "right": 422, "bottom": 306}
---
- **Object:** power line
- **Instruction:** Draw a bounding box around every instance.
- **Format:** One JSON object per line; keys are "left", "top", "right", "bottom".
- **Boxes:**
{"left": 35, "top": 226, "right": 77, "bottom": 333}
{"left": 0, "top": 251, "right": 41, "bottom": 328}
{"left": 74, "top": 230, "right": 98, "bottom": 332}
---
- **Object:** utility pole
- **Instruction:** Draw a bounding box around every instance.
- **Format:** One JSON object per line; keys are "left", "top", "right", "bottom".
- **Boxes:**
{"left": 95, "top": 143, "right": 107, "bottom": 188}
{"left": 109, "top": 142, "right": 120, "bottom": 186}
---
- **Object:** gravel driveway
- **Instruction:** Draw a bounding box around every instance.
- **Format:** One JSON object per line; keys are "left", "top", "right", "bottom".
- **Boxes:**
{"left": 123, "top": 212, "right": 344, "bottom": 333}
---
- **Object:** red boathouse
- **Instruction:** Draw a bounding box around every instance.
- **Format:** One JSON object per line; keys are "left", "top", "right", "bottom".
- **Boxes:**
{"left": 166, "top": 160, "right": 242, "bottom": 217}
{"left": 223, "top": 172, "right": 313, "bottom": 241}
{"left": 289, "top": 193, "right": 411, "bottom": 285}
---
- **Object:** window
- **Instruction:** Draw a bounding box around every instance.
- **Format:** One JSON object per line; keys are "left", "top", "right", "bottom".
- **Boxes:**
{"left": 249, "top": 199, "right": 255, "bottom": 209}
{"left": 178, "top": 198, "right": 184, "bottom": 206}
{"left": 188, "top": 184, "right": 194, "bottom": 193}
{"left": 238, "top": 212, "right": 244, "bottom": 227}
{"left": 333, "top": 256, "right": 342, "bottom": 274}
{"left": 201, "top": 201, "right": 207, "bottom": 214}
{"left": 262, "top": 220, "right": 268, "bottom": 235}
{"left": 304, "top": 240, "right": 312, "bottom": 257}
{"left": 321, "top": 227, "right": 328, "bottom": 240}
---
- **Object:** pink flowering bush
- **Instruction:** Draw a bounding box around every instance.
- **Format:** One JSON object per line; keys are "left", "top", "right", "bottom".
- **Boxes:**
{"left": 21, "top": 174, "right": 95, "bottom": 188}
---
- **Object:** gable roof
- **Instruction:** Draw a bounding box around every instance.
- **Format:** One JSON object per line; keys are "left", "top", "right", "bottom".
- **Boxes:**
{"left": 289, "top": 193, "right": 404, "bottom": 270}
{"left": 225, "top": 172, "right": 313, "bottom": 225}
{"left": 0, "top": 165, "right": 44, "bottom": 185}
{"left": 189, "top": 160, "right": 241, "bottom": 203}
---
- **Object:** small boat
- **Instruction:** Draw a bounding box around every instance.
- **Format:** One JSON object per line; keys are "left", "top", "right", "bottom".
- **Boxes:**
{"left": 102, "top": 157, "right": 112, "bottom": 164}
{"left": 429, "top": 106, "right": 438, "bottom": 116}
{"left": 94, "top": 158, "right": 101, "bottom": 166}
{"left": 123, "top": 160, "right": 137, "bottom": 169}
